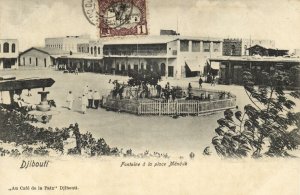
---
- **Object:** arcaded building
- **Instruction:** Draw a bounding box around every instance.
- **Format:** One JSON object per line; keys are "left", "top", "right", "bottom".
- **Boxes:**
{"left": 101, "top": 35, "right": 223, "bottom": 78}
{"left": 0, "top": 39, "right": 19, "bottom": 70}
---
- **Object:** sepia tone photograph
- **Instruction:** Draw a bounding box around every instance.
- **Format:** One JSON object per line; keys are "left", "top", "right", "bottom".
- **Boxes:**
{"left": 0, "top": 0, "right": 300, "bottom": 194}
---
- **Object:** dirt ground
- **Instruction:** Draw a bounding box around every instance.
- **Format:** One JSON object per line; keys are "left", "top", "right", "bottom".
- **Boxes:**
{"left": 0, "top": 68, "right": 299, "bottom": 157}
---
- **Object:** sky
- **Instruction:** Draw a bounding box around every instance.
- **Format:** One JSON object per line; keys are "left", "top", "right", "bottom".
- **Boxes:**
{"left": 0, "top": 0, "right": 300, "bottom": 51}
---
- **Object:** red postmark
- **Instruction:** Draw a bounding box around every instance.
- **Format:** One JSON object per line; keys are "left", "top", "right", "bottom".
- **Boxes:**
{"left": 98, "top": 0, "right": 148, "bottom": 37}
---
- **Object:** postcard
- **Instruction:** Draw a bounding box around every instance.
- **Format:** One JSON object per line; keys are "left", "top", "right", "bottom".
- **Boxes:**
{"left": 0, "top": 0, "right": 300, "bottom": 194}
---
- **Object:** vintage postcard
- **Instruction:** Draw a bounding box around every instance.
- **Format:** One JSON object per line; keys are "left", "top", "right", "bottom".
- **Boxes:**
{"left": 0, "top": 0, "right": 300, "bottom": 194}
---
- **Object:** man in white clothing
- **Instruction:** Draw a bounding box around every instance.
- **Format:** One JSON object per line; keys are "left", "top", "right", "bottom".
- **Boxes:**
{"left": 87, "top": 90, "right": 93, "bottom": 108}
{"left": 66, "top": 91, "right": 74, "bottom": 110}
{"left": 93, "top": 90, "right": 101, "bottom": 109}
{"left": 81, "top": 94, "right": 88, "bottom": 114}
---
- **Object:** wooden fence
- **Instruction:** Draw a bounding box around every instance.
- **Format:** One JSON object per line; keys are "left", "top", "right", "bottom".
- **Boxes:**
{"left": 103, "top": 97, "right": 236, "bottom": 116}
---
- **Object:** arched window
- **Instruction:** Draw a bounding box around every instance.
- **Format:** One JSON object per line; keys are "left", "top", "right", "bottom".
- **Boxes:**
{"left": 98, "top": 47, "right": 100, "bottom": 54}
{"left": 94, "top": 46, "right": 97, "bottom": 55}
{"left": 12, "top": 44, "right": 16, "bottom": 53}
{"left": 91, "top": 47, "right": 93, "bottom": 54}
{"left": 3, "top": 42, "right": 9, "bottom": 53}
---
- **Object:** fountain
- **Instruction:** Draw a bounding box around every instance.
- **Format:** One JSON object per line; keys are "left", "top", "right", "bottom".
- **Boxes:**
{"left": 28, "top": 89, "right": 59, "bottom": 123}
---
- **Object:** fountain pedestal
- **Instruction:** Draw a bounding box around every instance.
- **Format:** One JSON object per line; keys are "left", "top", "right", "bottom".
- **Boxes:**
{"left": 36, "top": 91, "right": 50, "bottom": 112}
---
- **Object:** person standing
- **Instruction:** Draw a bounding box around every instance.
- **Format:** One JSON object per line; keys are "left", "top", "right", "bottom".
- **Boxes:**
{"left": 83, "top": 85, "right": 89, "bottom": 95}
{"left": 27, "top": 89, "right": 32, "bottom": 96}
{"left": 188, "top": 83, "right": 192, "bottom": 99}
{"left": 81, "top": 94, "right": 88, "bottom": 114}
{"left": 87, "top": 90, "right": 93, "bottom": 108}
{"left": 66, "top": 91, "right": 74, "bottom": 110}
{"left": 156, "top": 84, "right": 162, "bottom": 98}
{"left": 199, "top": 77, "right": 203, "bottom": 88}
{"left": 93, "top": 90, "right": 101, "bottom": 109}
{"left": 211, "top": 77, "right": 215, "bottom": 86}
{"left": 74, "top": 67, "right": 79, "bottom": 75}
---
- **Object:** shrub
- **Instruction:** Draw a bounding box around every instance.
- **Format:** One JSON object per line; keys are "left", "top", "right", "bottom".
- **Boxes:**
{"left": 209, "top": 70, "right": 300, "bottom": 158}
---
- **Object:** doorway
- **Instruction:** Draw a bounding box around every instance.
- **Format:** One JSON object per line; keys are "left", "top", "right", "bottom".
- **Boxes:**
{"left": 168, "top": 66, "right": 174, "bottom": 77}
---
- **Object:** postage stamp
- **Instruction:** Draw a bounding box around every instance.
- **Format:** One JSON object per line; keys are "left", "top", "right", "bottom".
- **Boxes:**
{"left": 97, "top": 0, "right": 148, "bottom": 37}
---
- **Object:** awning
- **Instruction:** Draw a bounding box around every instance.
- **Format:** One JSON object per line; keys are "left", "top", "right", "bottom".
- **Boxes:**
{"left": 185, "top": 60, "right": 201, "bottom": 71}
{"left": 210, "top": 61, "right": 220, "bottom": 69}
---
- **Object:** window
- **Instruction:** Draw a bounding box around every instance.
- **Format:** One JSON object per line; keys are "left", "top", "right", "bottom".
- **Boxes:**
{"left": 3, "top": 42, "right": 9, "bottom": 53}
{"left": 94, "top": 46, "right": 97, "bottom": 55}
{"left": 230, "top": 45, "right": 236, "bottom": 55}
{"left": 87, "top": 47, "right": 89, "bottom": 53}
{"left": 203, "top": 42, "right": 210, "bottom": 52}
{"left": 213, "top": 42, "right": 220, "bottom": 52}
{"left": 192, "top": 41, "right": 200, "bottom": 52}
{"left": 0, "top": 44, "right": 1, "bottom": 52}
{"left": 98, "top": 47, "right": 100, "bottom": 54}
{"left": 23, "top": 57, "right": 25, "bottom": 65}
{"left": 29, "top": 58, "right": 32, "bottom": 64}
{"left": 180, "top": 40, "right": 189, "bottom": 52}
{"left": 12, "top": 43, "right": 16, "bottom": 53}
{"left": 91, "top": 47, "right": 93, "bottom": 54}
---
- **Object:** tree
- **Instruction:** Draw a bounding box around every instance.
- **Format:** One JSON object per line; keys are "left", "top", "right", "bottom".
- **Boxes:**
{"left": 209, "top": 69, "right": 300, "bottom": 158}
{"left": 127, "top": 69, "right": 161, "bottom": 87}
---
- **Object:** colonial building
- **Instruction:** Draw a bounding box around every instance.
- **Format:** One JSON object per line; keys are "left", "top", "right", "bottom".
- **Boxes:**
{"left": 19, "top": 47, "right": 69, "bottom": 67}
{"left": 223, "top": 38, "right": 275, "bottom": 56}
{"left": 56, "top": 40, "right": 103, "bottom": 72}
{"left": 0, "top": 39, "right": 19, "bottom": 70}
{"left": 45, "top": 35, "right": 90, "bottom": 53}
{"left": 209, "top": 56, "right": 300, "bottom": 88}
{"left": 101, "top": 35, "right": 223, "bottom": 78}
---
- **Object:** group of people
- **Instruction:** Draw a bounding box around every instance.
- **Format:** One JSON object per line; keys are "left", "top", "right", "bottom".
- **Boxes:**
{"left": 110, "top": 80, "right": 125, "bottom": 99}
{"left": 66, "top": 85, "right": 101, "bottom": 114}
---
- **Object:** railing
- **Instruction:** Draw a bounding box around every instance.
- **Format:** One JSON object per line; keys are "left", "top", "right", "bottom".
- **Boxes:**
{"left": 103, "top": 96, "right": 236, "bottom": 116}
{"left": 103, "top": 50, "right": 167, "bottom": 56}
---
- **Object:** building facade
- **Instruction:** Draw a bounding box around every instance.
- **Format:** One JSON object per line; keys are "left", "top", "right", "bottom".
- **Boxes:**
{"left": 101, "top": 36, "right": 223, "bottom": 78}
{"left": 19, "top": 47, "right": 69, "bottom": 68}
{"left": 0, "top": 39, "right": 19, "bottom": 70}
{"left": 210, "top": 56, "right": 300, "bottom": 88}
{"left": 57, "top": 40, "right": 103, "bottom": 72}
{"left": 223, "top": 38, "right": 275, "bottom": 56}
{"left": 45, "top": 35, "right": 90, "bottom": 53}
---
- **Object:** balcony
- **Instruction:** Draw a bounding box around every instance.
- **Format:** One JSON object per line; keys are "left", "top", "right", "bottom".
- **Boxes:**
{"left": 103, "top": 50, "right": 171, "bottom": 58}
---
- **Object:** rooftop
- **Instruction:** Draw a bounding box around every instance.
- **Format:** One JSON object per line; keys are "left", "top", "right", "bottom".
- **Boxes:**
{"left": 209, "top": 56, "right": 300, "bottom": 63}
{"left": 247, "top": 44, "right": 288, "bottom": 51}
{"left": 101, "top": 35, "right": 223, "bottom": 45}
{"left": 20, "top": 47, "right": 70, "bottom": 56}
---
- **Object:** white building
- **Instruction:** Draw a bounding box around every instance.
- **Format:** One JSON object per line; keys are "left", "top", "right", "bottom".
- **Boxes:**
{"left": 101, "top": 35, "right": 223, "bottom": 78}
{"left": 0, "top": 39, "right": 19, "bottom": 70}
{"left": 45, "top": 35, "right": 90, "bottom": 53}
{"left": 19, "top": 47, "right": 69, "bottom": 68}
